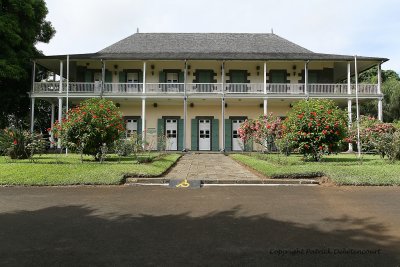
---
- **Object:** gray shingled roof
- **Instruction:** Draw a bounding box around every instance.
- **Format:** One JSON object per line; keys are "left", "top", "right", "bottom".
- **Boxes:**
{"left": 99, "top": 33, "right": 313, "bottom": 55}
{"left": 36, "top": 33, "right": 388, "bottom": 62}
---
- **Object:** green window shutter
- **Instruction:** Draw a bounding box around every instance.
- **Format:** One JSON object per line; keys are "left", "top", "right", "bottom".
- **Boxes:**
{"left": 85, "top": 71, "right": 92, "bottom": 82}
{"left": 224, "top": 119, "right": 232, "bottom": 152}
{"left": 139, "top": 70, "right": 143, "bottom": 83}
{"left": 137, "top": 118, "right": 142, "bottom": 137}
{"left": 211, "top": 119, "right": 219, "bottom": 151}
{"left": 198, "top": 70, "right": 213, "bottom": 83}
{"left": 191, "top": 119, "right": 198, "bottom": 151}
{"left": 119, "top": 71, "right": 126, "bottom": 83}
{"left": 105, "top": 70, "right": 112, "bottom": 82}
{"left": 178, "top": 119, "right": 184, "bottom": 151}
{"left": 271, "top": 70, "right": 287, "bottom": 83}
{"left": 159, "top": 71, "right": 166, "bottom": 83}
{"left": 308, "top": 72, "right": 318, "bottom": 84}
{"left": 157, "top": 119, "right": 164, "bottom": 151}
{"left": 76, "top": 66, "right": 85, "bottom": 82}
{"left": 230, "top": 70, "right": 247, "bottom": 83}
{"left": 178, "top": 71, "right": 184, "bottom": 83}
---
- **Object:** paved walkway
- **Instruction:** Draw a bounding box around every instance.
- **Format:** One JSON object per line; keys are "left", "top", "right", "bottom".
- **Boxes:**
{"left": 165, "top": 153, "right": 261, "bottom": 180}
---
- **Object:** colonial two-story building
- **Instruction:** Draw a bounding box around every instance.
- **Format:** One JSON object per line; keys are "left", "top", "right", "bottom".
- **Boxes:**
{"left": 31, "top": 33, "right": 388, "bottom": 151}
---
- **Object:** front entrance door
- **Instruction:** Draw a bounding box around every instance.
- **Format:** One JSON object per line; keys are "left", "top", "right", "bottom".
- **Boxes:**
{"left": 126, "top": 119, "right": 138, "bottom": 138}
{"left": 232, "top": 119, "right": 244, "bottom": 151}
{"left": 166, "top": 119, "right": 178, "bottom": 150}
{"left": 199, "top": 119, "right": 211, "bottom": 151}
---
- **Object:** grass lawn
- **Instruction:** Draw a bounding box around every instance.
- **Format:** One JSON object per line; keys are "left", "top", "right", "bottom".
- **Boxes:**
{"left": 0, "top": 153, "right": 181, "bottom": 186}
{"left": 231, "top": 153, "right": 400, "bottom": 186}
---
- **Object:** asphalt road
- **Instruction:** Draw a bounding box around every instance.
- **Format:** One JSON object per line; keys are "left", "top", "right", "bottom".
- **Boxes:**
{"left": 0, "top": 185, "right": 399, "bottom": 266}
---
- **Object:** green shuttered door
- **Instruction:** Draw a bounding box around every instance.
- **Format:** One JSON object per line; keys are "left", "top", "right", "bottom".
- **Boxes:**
{"left": 85, "top": 71, "right": 92, "bottom": 82}
{"left": 159, "top": 71, "right": 166, "bottom": 83}
{"left": 178, "top": 119, "right": 184, "bottom": 151}
{"left": 119, "top": 72, "right": 126, "bottom": 83}
{"left": 105, "top": 70, "right": 112, "bottom": 82}
{"left": 137, "top": 118, "right": 142, "bottom": 137}
{"left": 212, "top": 119, "right": 219, "bottom": 151}
{"left": 225, "top": 119, "right": 232, "bottom": 152}
{"left": 191, "top": 119, "right": 198, "bottom": 151}
{"left": 157, "top": 119, "right": 164, "bottom": 151}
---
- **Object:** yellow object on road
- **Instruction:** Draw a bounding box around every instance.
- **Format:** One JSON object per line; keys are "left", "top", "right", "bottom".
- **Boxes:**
{"left": 176, "top": 179, "right": 190, "bottom": 188}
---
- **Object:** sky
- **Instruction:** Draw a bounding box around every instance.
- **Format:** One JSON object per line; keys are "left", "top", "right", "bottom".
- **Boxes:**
{"left": 37, "top": 0, "right": 400, "bottom": 73}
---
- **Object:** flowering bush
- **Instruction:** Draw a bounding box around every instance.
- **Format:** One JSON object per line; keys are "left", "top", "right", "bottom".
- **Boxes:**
{"left": 348, "top": 116, "right": 400, "bottom": 160}
{"left": 238, "top": 113, "right": 283, "bottom": 152}
{"left": 282, "top": 99, "right": 348, "bottom": 161}
{"left": 0, "top": 127, "right": 47, "bottom": 159}
{"left": 51, "top": 98, "right": 125, "bottom": 160}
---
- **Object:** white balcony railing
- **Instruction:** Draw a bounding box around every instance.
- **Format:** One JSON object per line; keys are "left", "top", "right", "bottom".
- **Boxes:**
{"left": 187, "top": 83, "right": 223, "bottom": 93}
{"left": 103, "top": 83, "right": 143, "bottom": 93}
{"left": 33, "top": 82, "right": 380, "bottom": 96}
{"left": 146, "top": 83, "right": 184, "bottom": 93}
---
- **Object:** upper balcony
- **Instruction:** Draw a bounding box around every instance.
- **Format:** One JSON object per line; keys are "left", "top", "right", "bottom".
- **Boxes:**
{"left": 32, "top": 82, "right": 379, "bottom": 99}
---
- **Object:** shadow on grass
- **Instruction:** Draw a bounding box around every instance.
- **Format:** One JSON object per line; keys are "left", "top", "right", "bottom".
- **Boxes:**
{"left": 0, "top": 205, "right": 398, "bottom": 266}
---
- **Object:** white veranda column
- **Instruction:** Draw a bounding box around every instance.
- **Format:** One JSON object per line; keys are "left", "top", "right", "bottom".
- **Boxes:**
{"left": 57, "top": 97, "right": 63, "bottom": 149}
{"left": 30, "top": 98, "right": 35, "bottom": 133}
{"left": 263, "top": 61, "right": 267, "bottom": 115}
{"left": 347, "top": 61, "right": 353, "bottom": 152}
{"left": 50, "top": 102, "right": 55, "bottom": 148}
{"left": 142, "top": 61, "right": 146, "bottom": 148}
{"left": 377, "top": 63, "right": 383, "bottom": 121}
{"left": 304, "top": 60, "right": 309, "bottom": 97}
{"left": 141, "top": 98, "right": 146, "bottom": 149}
{"left": 30, "top": 60, "right": 36, "bottom": 133}
{"left": 263, "top": 99, "right": 268, "bottom": 115}
{"left": 183, "top": 60, "right": 188, "bottom": 151}
{"left": 221, "top": 61, "right": 225, "bottom": 151}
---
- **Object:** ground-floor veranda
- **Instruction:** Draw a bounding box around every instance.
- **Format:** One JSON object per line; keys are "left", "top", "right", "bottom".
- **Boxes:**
{"left": 32, "top": 95, "right": 381, "bottom": 152}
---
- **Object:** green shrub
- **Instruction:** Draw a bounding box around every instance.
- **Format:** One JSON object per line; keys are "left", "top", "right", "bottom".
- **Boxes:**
{"left": 350, "top": 116, "right": 400, "bottom": 161}
{"left": 51, "top": 98, "right": 125, "bottom": 161}
{"left": 0, "top": 127, "right": 47, "bottom": 159}
{"left": 282, "top": 99, "right": 348, "bottom": 161}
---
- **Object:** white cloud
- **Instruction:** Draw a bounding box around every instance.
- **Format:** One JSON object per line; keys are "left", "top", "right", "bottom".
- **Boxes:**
{"left": 37, "top": 0, "right": 400, "bottom": 72}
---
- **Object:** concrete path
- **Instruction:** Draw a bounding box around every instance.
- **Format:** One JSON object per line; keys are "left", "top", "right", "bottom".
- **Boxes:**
{"left": 165, "top": 153, "right": 261, "bottom": 180}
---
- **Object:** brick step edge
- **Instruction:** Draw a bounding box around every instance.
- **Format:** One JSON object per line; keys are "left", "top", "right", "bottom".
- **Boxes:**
{"left": 125, "top": 178, "right": 319, "bottom": 185}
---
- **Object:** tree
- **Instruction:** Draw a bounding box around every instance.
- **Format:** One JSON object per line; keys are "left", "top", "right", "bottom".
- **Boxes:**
{"left": 355, "top": 67, "right": 400, "bottom": 122}
{"left": 51, "top": 98, "right": 125, "bottom": 161}
{"left": 282, "top": 99, "right": 348, "bottom": 161}
{"left": 0, "top": 0, "right": 55, "bottom": 128}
